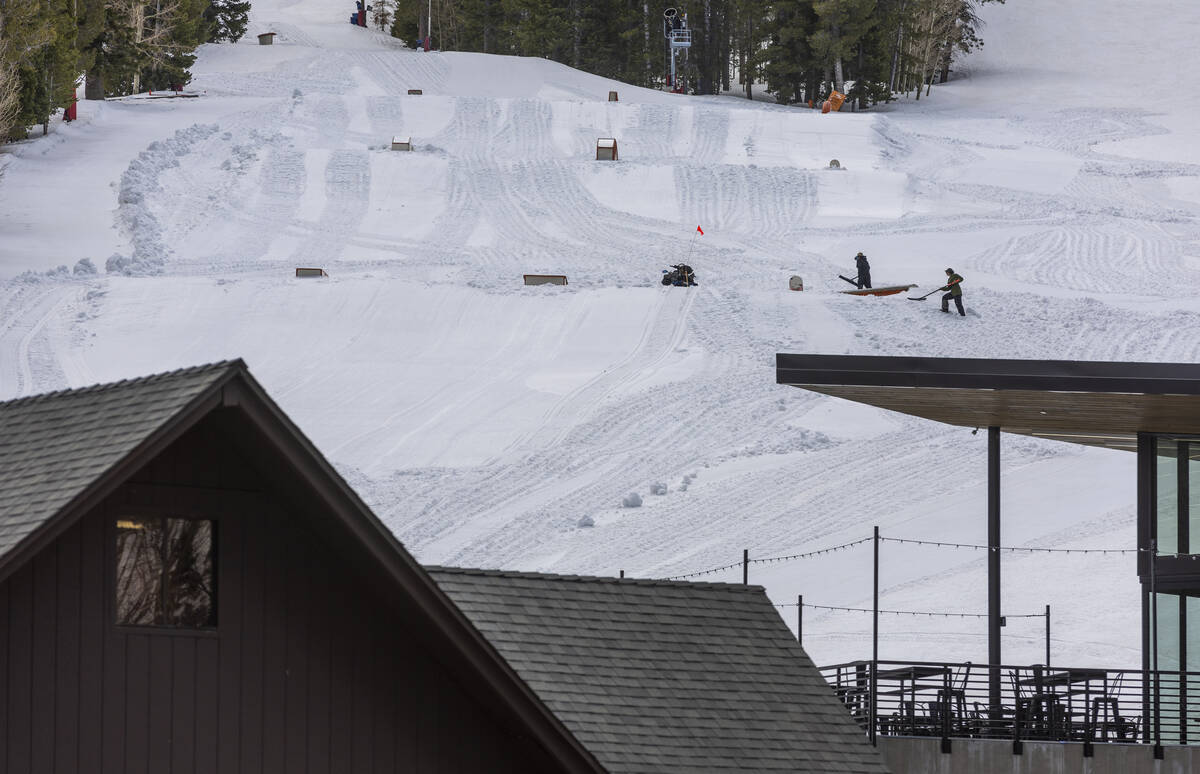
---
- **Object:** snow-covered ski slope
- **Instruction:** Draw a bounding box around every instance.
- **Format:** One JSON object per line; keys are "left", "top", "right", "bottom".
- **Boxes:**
{"left": 2, "top": 0, "right": 1199, "bottom": 668}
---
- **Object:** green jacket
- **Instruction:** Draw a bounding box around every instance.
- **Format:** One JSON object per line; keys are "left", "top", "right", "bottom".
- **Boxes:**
{"left": 942, "top": 273, "right": 963, "bottom": 296}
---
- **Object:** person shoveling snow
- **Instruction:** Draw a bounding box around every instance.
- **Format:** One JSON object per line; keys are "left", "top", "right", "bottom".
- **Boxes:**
{"left": 854, "top": 252, "right": 871, "bottom": 289}
{"left": 836, "top": 251, "right": 872, "bottom": 289}
{"left": 940, "top": 268, "right": 965, "bottom": 315}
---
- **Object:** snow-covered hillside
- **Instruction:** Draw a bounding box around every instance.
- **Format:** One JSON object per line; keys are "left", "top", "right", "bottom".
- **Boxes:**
{"left": 2, "top": 0, "right": 1198, "bottom": 669}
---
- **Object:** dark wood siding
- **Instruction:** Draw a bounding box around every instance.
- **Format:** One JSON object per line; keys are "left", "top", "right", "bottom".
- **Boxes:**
{"left": 0, "top": 416, "right": 562, "bottom": 774}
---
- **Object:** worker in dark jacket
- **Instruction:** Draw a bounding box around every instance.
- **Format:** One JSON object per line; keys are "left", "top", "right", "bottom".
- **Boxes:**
{"left": 941, "top": 268, "right": 965, "bottom": 315}
{"left": 854, "top": 252, "right": 872, "bottom": 289}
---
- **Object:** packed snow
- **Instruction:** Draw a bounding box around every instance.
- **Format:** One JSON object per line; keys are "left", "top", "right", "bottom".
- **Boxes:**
{"left": 2, "top": 0, "right": 1199, "bottom": 671}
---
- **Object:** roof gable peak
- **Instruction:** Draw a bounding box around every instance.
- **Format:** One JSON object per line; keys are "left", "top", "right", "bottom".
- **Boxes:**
{"left": 0, "top": 359, "right": 247, "bottom": 410}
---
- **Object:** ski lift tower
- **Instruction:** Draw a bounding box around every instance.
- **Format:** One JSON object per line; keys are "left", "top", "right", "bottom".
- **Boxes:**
{"left": 663, "top": 8, "right": 691, "bottom": 92}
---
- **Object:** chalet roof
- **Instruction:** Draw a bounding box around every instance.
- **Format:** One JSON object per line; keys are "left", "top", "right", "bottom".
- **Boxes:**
{"left": 0, "top": 361, "right": 241, "bottom": 562}
{"left": 427, "top": 567, "right": 888, "bottom": 774}
{"left": 0, "top": 362, "right": 604, "bottom": 772}
{"left": 0, "top": 364, "right": 886, "bottom": 773}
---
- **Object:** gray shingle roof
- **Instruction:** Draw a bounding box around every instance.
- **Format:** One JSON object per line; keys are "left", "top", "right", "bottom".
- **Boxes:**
{"left": 428, "top": 568, "right": 888, "bottom": 773}
{"left": 0, "top": 361, "right": 241, "bottom": 562}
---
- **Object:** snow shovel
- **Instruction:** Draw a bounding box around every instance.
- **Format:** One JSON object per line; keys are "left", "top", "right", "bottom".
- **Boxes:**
{"left": 908, "top": 287, "right": 942, "bottom": 301}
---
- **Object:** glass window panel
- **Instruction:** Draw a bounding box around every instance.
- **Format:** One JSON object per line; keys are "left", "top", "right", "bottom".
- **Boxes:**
{"left": 116, "top": 517, "right": 215, "bottom": 628}
{"left": 1189, "top": 443, "right": 1200, "bottom": 554}
{"left": 1184, "top": 595, "right": 1200, "bottom": 744}
{"left": 1156, "top": 593, "right": 1183, "bottom": 742}
{"left": 1158, "top": 439, "right": 1180, "bottom": 555}
{"left": 1156, "top": 592, "right": 1181, "bottom": 671}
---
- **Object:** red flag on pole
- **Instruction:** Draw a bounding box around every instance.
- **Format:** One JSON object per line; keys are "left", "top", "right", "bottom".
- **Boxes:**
{"left": 696, "top": 225, "right": 704, "bottom": 235}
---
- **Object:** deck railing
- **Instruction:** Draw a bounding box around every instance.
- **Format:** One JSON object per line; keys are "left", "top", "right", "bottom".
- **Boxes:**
{"left": 821, "top": 659, "right": 1200, "bottom": 749}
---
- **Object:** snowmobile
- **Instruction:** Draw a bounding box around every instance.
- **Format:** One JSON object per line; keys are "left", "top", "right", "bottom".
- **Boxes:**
{"left": 662, "top": 264, "right": 698, "bottom": 286}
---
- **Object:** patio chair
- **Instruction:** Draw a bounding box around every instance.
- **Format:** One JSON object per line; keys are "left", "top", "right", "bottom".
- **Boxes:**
{"left": 1008, "top": 669, "right": 1060, "bottom": 739}
{"left": 1090, "top": 696, "right": 1138, "bottom": 742}
{"left": 930, "top": 688, "right": 968, "bottom": 735}
{"left": 969, "top": 701, "right": 1008, "bottom": 738}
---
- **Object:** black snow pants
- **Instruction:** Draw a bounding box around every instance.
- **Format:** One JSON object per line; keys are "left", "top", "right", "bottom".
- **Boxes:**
{"left": 857, "top": 270, "right": 872, "bottom": 289}
{"left": 942, "top": 292, "right": 965, "bottom": 315}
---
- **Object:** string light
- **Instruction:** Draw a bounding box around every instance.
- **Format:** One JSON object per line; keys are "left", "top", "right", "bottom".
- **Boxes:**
{"left": 662, "top": 537, "right": 871, "bottom": 581}
{"left": 777, "top": 601, "right": 1046, "bottom": 619}
{"left": 660, "top": 532, "right": 1184, "bottom": 582}
{"left": 662, "top": 561, "right": 745, "bottom": 581}
{"left": 751, "top": 537, "right": 873, "bottom": 564}
{"left": 878, "top": 536, "right": 1139, "bottom": 555}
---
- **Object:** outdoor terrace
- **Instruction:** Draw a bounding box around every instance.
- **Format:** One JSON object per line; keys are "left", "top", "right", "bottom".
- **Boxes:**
{"left": 822, "top": 659, "right": 1199, "bottom": 754}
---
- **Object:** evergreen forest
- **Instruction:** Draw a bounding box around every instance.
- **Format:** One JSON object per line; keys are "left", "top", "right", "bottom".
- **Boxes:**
{"left": 0, "top": 0, "right": 249, "bottom": 140}
{"left": 1, "top": 0, "right": 1000, "bottom": 143}
{"left": 378, "top": 0, "right": 1003, "bottom": 104}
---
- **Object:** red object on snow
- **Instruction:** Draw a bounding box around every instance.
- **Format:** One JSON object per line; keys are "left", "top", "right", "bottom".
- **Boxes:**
{"left": 64, "top": 98, "right": 77, "bottom": 122}
{"left": 357, "top": 9, "right": 366, "bottom": 26}
{"left": 696, "top": 225, "right": 704, "bottom": 235}
{"left": 424, "top": 36, "right": 431, "bottom": 51}
{"left": 839, "top": 284, "right": 919, "bottom": 297}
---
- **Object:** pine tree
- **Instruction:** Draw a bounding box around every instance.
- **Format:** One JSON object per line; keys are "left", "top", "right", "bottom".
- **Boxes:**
{"left": 501, "top": 0, "right": 568, "bottom": 59}
{"left": 0, "top": 13, "right": 22, "bottom": 139}
{"left": 576, "top": 0, "right": 629, "bottom": 83}
{"left": 688, "top": 0, "right": 732, "bottom": 95}
{"left": 370, "top": 0, "right": 396, "bottom": 33}
{"left": 811, "top": 0, "right": 876, "bottom": 95}
{"left": 205, "top": 0, "right": 250, "bottom": 43}
{"left": 936, "top": 0, "right": 1002, "bottom": 83}
{"left": 898, "top": 0, "right": 983, "bottom": 98}
{"left": 39, "top": 0, "right": 82, "bottom": 132}
{"left": 0, "top": 0, "right": 80, "bottom": 138}
{"left": 140, "top": 0, "right": 209, "bottom": 92}
{"left": 83, "top": 0, "right": 140, "bottom": 98}
{"left": 0, "top": 5, "right": 42, "bottom": 138}
{"left": 636, "top": 0, "right": 658, "bottom": 87}
{"left": 762, "top": 0, "right": 819, "bottom": 105}
{"left": 389, "top": 0, "right": 419, "bottom": 45}
{"left": 731, "top": 0, "right": 767, "bottom": 98}
{"left": 80, "top": 0, "right": 207, "bottom": 98}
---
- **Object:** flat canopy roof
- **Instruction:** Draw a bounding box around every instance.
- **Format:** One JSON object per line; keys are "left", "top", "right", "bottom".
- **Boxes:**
{"left": 776, "top": 354, "right": 1200, "bottom": 452}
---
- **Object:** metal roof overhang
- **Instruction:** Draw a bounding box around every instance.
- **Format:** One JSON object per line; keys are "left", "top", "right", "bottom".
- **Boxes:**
{"left": 776, "top": 354, "right": 1200, "bottom": 451}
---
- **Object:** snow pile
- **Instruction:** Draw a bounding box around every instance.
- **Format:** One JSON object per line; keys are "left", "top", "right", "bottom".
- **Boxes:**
{"left": 108, "top": 123, "right": 220, "bottom": 276}
{"left": 15, "top": 265, "right": 71, "bottom": 284}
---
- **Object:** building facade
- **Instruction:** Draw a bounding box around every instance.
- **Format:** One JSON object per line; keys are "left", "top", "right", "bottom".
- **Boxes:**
{"left": 0, "top": 361, "right": 888, "bottom": 773}
{"left": 778, "top": 353, "right": 1200, "bottom": 747}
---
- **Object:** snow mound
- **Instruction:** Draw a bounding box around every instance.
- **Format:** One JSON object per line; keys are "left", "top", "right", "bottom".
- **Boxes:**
{"left": 108, "top": 123, "right": 221, "bottom": 276}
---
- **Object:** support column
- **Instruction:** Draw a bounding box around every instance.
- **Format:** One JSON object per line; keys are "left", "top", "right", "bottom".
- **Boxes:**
{"left": 989, "top": 426, "right": 1002, "bottom": 712}
{"left": 871, "top": 525, "right": 879, "bottom": 746}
